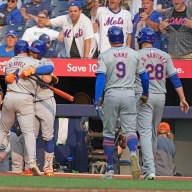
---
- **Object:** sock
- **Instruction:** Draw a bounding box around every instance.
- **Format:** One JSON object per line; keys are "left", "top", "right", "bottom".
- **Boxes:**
{"left": 127, "top": 136, "right": 138, "bottom": 153}
{"left": 103, "top": 137, "right": 114, "bottom": 172}
{"left": 44, "top": 139, "right": 54, "bottom": 153}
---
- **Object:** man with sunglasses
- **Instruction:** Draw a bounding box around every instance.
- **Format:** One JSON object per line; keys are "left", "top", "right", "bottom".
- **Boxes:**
{"left": 0, "top": 0, "right": 23, "bottom": 29}
{"left": 22, "top": 11, "right": 59, "bottom": 46}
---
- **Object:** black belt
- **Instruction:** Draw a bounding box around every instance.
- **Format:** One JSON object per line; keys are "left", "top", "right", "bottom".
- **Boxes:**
{"left": 7, "top": 90, "right": 34, "bottom": 97}
{"left": 105, "top": 87, "right": 134, "bottom": 92}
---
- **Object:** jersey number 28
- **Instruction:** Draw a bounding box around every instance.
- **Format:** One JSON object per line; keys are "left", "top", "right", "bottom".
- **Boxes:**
{"left": 146, "top": 64, "right": 164, "bottom": 80}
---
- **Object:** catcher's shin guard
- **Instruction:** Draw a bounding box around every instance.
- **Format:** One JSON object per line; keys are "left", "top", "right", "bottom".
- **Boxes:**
{"left": 43, "top": 152, "right": 54, "bottom": 176}
{"left": 28, "top": 159, "right": 41, "bottom": 176}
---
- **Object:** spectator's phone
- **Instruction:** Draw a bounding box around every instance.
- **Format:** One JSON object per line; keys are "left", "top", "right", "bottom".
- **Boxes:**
{"left": 139, "top": 8, "right": 144, "bottom": 14}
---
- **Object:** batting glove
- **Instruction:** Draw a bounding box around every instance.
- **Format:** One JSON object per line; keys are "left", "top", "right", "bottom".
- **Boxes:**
{"left": 20, "top": 67, "right": 36, "bottom": 78}
{"left": 5, "top": 74, "right": 16, "bottom": 83}
{"left": 139, "top": 94, "right": 148, "bottom": 105}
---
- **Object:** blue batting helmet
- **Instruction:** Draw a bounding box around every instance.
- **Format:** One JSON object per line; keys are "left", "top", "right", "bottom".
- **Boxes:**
{"left": 137, "top": 27, "right": 156, "bottom": 45}
{"left": 14, "top": 40, "right": 29, "bottom": 55}
{"left": 39, "top": 34, "right": 51, "bottom": 43}
{"left": 28, "top": 40, "right": 46, "bottom": 59}
{"left": 108, "top": 26, "right": 124, "bottom": 44}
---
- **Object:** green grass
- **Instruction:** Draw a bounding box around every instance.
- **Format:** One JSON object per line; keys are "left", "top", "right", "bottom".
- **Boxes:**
{"left": 0, "top": 176, "right": 192, "bottom": 191}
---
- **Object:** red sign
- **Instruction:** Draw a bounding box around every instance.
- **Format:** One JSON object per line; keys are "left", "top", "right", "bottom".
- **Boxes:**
{"left": 0, "top": 58, "right": 192, "bottom": 78}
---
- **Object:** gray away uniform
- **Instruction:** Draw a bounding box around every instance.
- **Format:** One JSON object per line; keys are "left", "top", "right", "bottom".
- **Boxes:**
{"left": 0, "top": 56, "right": 40, "bottom": 161}
{"left": 96, "top": 46, "right": 145, "bottom": 139}
{"left": 135, "top": 47, "right": 176, "bottom": 176}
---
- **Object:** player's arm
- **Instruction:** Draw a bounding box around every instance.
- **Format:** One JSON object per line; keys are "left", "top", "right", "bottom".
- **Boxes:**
{"left": 139, "top": 71, "right": 149, "bottom": 96}
{"left": 168, "top": 74, "right": 189, "bottom": 113}
{"left": 84, "top": 38, "right": 92, "bottom": 58}
{"left": 21, "top": 65, "right": 54, "bottom": 78}
{"left": 95, "top": 73, "right": 106, "bottom": 103}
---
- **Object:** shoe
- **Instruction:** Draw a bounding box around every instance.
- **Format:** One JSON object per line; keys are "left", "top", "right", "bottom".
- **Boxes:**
{"left": 28, "top": 160, "right": 41, "bottom": 176}
{"left": 20, "top": 169, "right": 32, "bottom": 176}
{"left": 144, "top": 173, "right": 155, "bottom": 180}
{"left": 130, "top": 153, "right": 141, "bottom": 179}
{"left": 44, "top": 167, "right": 54, "bottom": 176}
{"left": 101, "top": 170, "right": 114, "bottom": 179}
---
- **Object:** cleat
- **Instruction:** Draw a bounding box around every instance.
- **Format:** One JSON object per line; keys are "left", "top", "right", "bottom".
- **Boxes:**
{"left": 144, "top": 173, "right": 155, "bottom": 180}
{"left": 20, "top": 169, "right": 32, "bottom": 176}
{"left": 28, "top": 160, "right": 41, "bottom": 176}
{"left": 130, "top": 153, "right": 141, "bottom": 179}
{"left": 44, "top": 167, "right": 54, "bottom": 176}
{"left": 101, "top": 170, "right": 114, "bottom": 179}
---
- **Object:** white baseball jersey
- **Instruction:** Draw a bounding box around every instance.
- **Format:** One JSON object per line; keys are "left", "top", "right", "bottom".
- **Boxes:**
{"left": 96, "top": 46, "right": 145, "bottom": 91}
{"left": 6, "top": 56, "right": 41, "bottom": 95}
{"left": 95, "top": 7, "right": 133, "bottom": 53}
{"left": 34, "top": 58, "right": 54, "bottom": 101}
{"left": 51, "top": 13, "right": 95, "bottom": 58}
{"left": 135, "top": 47, "right": 176, "bottom": 94}
{"left": 22, "top": 26, "right": 59, "bottom": 46}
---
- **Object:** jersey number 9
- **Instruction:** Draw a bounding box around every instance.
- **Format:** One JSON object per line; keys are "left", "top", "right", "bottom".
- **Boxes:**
{"left": 116, "top": 62, "right": 126, "bottom": 78}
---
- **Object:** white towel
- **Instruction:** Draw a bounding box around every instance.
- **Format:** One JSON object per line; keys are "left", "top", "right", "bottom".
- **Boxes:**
{"left": 57, "top": 118, "right": 69, "bottom": 145}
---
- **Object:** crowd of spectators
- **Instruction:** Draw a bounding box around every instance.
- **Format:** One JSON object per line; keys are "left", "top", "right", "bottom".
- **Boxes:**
{"left": 0, "top": 0, "right": 191, "bottom": 59}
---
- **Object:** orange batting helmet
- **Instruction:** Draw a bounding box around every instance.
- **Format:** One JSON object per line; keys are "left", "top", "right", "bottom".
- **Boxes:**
{"left": 158, "top": 122, "right": 170, "bottom": 134}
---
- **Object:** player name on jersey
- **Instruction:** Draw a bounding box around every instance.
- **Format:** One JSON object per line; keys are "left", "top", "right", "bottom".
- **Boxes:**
{"left": 0, "top": 58, "right": 191, "bottom": 78}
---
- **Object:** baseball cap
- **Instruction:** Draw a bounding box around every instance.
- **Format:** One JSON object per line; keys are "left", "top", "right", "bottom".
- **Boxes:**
{"left": 39, "top": 34, "right": 50, "bottom": 43}
{"left": 38, "top": 10, "right": 48, "bottom": 17}
{"left": 68, "top": 1, "right": 82, "bottom": 9}
{"left": 158, "top": 122, "right": 170, "bottom": 133}
{"left": 6, "top": 30, "right": 18, "bottom": 38}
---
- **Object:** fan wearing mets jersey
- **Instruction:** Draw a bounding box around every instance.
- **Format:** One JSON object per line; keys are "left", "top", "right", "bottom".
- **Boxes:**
{"left": 91, "top": 0, "right": 133, "bottom": 53}
{"left": 27, "top": 40, "right": 57, "bottom": 176}
{"left": 135, "top": 27, "right": 189, "bottom": 180}
{"left": 45, "top": 1, "right": 96, "bottom": 58}
{"left": 0, "top": 40, "right": 42, "bottom": 176}
{"left": 95, "top": 26, "right": 149, "bottom": 179}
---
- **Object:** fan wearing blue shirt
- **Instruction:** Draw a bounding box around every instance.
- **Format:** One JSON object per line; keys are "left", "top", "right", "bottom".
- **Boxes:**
{"left": 0, "top": 29, "right": 18, "bottom": 57}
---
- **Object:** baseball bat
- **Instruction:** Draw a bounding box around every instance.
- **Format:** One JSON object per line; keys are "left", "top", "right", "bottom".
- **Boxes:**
{"left": 28, "top": 76, "right": 74, "bottom": 102}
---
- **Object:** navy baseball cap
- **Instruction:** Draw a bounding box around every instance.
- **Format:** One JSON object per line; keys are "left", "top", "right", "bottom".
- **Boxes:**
{"left": 6, "top": 30, "right": 18, "bottom": 38}
{"left": 68, "top": 1, "right": 82, "bottom": 9}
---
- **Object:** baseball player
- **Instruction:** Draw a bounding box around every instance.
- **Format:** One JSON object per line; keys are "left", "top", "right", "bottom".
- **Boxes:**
{"left": 95, "top": 26, "right": 149, "bottom": 179}
{"left": 28, "top": 40, "right": 56, "bottom": 176}
{"left": 135, "top": 27, "right": 189, "bottom": 180}
{"left": 4, "top": 40, "right": 55, "bottom": 176}
{"left": 0, "top": 40, "right": 42, "bottom": 176}
{"left": 91, "top": 0, "right": 133, "bottom": 53}
{"left": 45, "top": 1, "right": 95, "bottom": 58}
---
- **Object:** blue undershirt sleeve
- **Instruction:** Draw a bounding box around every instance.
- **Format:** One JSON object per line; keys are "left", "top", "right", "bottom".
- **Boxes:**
{"left": 169, "top": 74, "right": 182, "bottom": 88}
{"left": 139, "top": 71, "right": 149, "bottom": 96}
{"left": 95, "top": 73, "right": 106, "bottom": 103}
{"left": 35, "top": 65, "right": 54, "bottom": 75}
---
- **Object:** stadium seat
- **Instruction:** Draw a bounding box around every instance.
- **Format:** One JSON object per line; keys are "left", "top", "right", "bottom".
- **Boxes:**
{"left": 51, "top": 7, "right": 68, "bottom": 18}
{"left": 51, "top": 0, "right": 68, "bottom": 8}
{"left": 25, "top": 19, "right": 37, "bottom": 29}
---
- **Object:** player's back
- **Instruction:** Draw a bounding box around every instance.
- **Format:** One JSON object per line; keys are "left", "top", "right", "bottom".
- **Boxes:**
{"left": 6, "top": 56, "right": 41, "bottom": 95}
{"left": 99, "top": 46, "right": 142, "bottom": 91}
{"left": 35, "top": 58, "right": 54, "bottom": 101}
{"left": 135, "top": 47, "right": 176, "bottom": 94}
